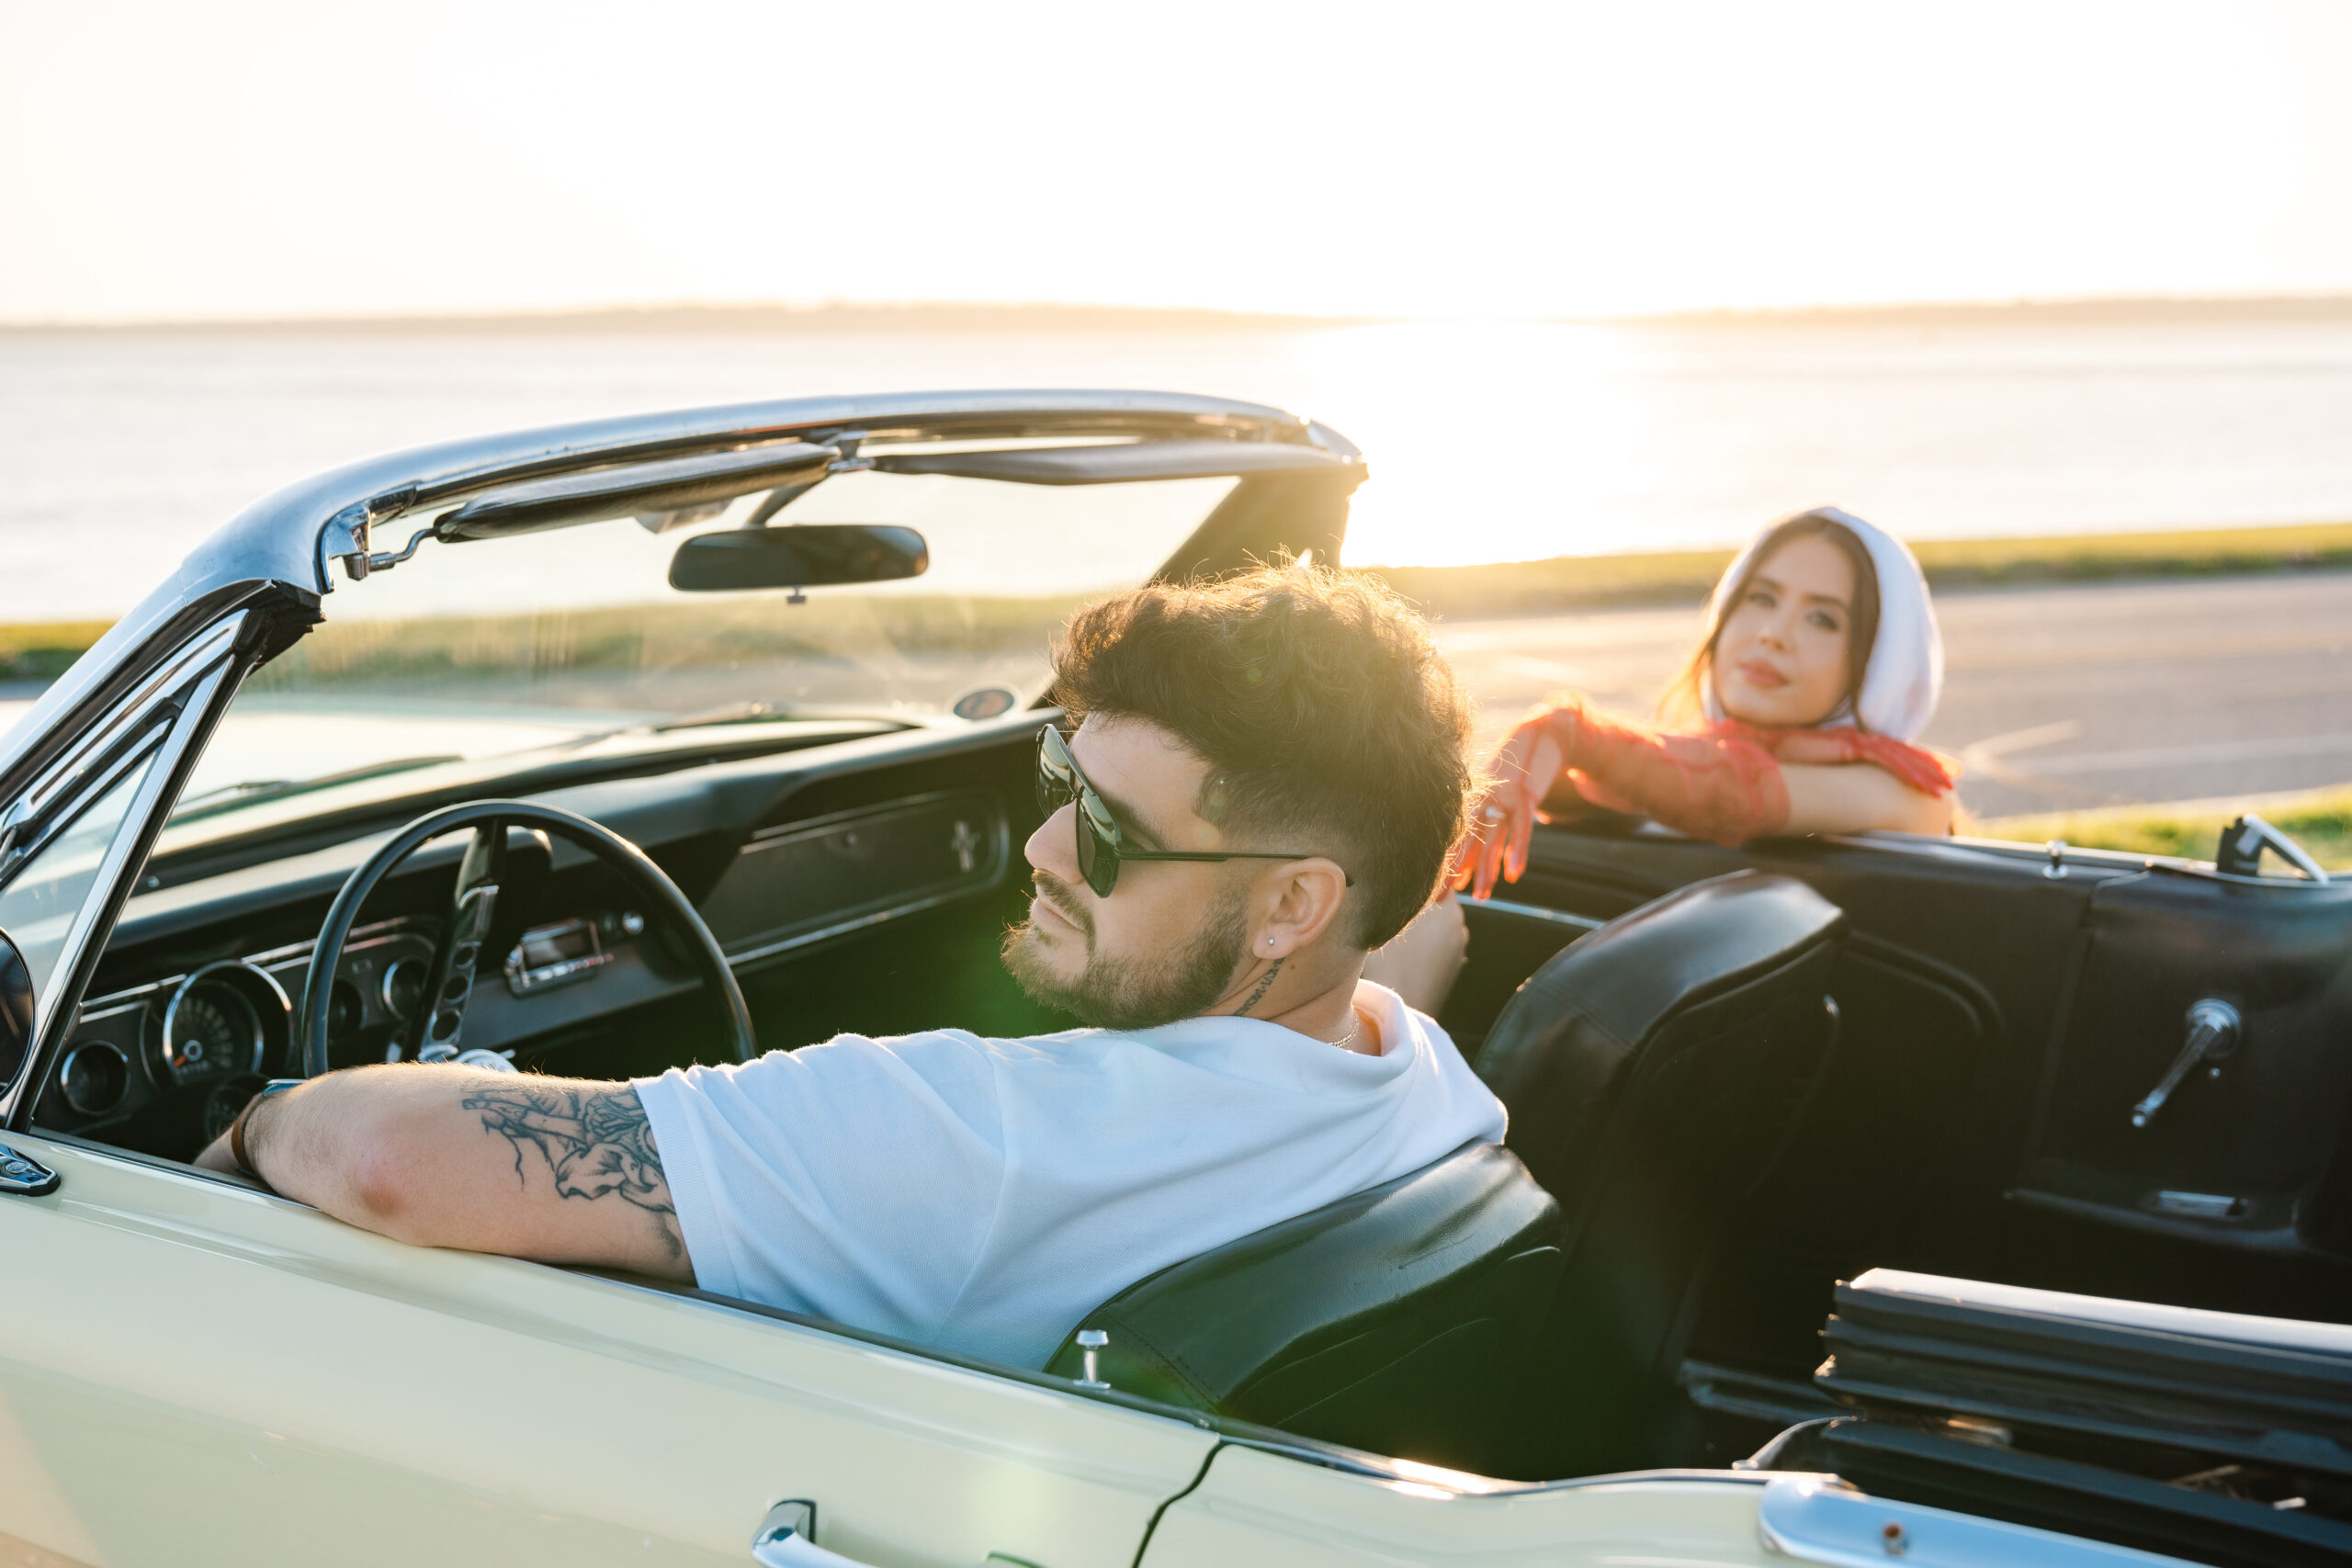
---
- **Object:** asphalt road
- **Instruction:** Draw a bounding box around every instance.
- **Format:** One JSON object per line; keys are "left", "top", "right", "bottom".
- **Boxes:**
{"left": 1432, "top": 570, "right": 2352, "bottom": 821}
{"left": 3, "top": 572, "right": 2342, "bottom": 824}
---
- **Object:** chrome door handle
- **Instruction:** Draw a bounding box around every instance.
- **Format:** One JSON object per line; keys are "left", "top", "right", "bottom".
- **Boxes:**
{"left": 0, "top": 1141, "right": 58, "bottom": 1196}
{"left": 752, "top": 1502, "right": 878, "bottom": 1568}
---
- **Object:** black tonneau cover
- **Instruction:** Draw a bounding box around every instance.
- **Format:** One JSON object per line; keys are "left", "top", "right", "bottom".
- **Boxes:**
{"left": 1802, "top": 1269, "right": 2352, "bottom": 1567}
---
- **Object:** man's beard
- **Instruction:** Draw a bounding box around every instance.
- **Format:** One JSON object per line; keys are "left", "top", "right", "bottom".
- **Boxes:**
{"left": 1001, "top": 874, "right": 1250, "bottom": 1031}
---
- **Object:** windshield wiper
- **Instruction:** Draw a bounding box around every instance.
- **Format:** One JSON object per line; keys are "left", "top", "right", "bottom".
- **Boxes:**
{"left": 169, "top": 755, "right": 464, "bottom": 822}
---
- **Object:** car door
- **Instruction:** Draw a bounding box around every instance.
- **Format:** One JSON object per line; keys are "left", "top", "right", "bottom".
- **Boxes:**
{"left": 1136, "top": 1442, "right": 2188, "bottom": 1568}
{"left": 1136, "top": 1442, "right": 1782, "bottom": 1568}
{"left": 0, "top": 607, "right": 1216, "bottom": 1568}
{"left": 0, "top": 1132, "right": 1216, "bottom": 1568}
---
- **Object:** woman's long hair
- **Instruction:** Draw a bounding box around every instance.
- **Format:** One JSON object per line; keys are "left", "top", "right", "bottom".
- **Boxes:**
{"left": 1661, "top": 511, "right": 1883, "bottom": 730}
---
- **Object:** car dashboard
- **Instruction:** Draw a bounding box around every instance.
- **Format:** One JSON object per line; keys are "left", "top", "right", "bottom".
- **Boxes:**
{"left": 30, "top": 713, "right": 1043, "bottom": 1158}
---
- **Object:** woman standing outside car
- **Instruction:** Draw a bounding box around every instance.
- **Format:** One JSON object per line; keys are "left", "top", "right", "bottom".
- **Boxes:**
{"left": 1367, "top": 506, "right": 1957, "bottom": 1011}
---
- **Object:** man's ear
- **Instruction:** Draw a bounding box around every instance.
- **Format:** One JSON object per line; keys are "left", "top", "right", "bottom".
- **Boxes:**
{"left": 1251, "top": 858, "right": 1353, "bottom": 960}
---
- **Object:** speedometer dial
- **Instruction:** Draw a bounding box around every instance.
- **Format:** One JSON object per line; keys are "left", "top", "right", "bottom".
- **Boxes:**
{"left": 157, "top": 974, "right": 266, "bottom": 1085}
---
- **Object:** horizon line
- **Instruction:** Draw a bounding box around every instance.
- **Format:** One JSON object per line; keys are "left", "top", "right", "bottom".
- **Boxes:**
{"left": 14, "top": 290, "right": 2352, "bottom": 333}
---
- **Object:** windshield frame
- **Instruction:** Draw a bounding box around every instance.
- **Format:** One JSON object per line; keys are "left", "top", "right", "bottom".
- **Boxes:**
{"left": 0, "top": 391, "right": 1357, "bottom": 798}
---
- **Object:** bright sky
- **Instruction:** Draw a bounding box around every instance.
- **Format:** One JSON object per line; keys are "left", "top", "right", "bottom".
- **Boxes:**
{"left": 6, "top": 0, "right": 2352, "bottom": 322}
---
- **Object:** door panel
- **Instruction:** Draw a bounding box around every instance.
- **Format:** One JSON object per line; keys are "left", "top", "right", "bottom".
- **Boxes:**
{"left": 0, "top": 1134, "right": 1214, "bottom": 1568}
{"left": 1139, "top": 1444, "right": 1776, "bottom": 1568}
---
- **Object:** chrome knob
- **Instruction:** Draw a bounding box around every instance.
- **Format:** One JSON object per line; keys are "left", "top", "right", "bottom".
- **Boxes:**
{"left": 1074, "top": 1328, "right": 1111, "bottom": 1390}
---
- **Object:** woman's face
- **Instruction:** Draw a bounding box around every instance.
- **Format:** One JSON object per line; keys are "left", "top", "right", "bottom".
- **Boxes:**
{"left": 1711, "top": 532, "right": 1858, "bottom": 728}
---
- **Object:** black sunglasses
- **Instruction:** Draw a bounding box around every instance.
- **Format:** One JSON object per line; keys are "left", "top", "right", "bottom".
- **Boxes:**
{"left": 1035, "top": 725, "right": 1349, "bottom": 898}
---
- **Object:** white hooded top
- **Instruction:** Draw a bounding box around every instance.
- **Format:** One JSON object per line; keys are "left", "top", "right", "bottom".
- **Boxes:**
{"left": 1700, "top": 506, "right": 1944, "bottom": 741}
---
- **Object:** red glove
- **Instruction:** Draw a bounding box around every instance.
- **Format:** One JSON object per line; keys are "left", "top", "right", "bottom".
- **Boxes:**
{"left": 1453, "top": 694, "right": 1792, "bottom": 897}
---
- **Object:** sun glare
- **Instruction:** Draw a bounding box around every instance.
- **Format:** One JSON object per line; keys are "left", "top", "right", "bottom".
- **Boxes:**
{"left": 1306, "top": 321, "right": 1656, "bottom": 568}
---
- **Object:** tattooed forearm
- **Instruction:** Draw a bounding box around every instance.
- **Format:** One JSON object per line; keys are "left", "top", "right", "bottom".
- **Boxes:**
{"left": 1236, "top": 956, "right": 1284, "bottom": 1016}
{"left": 459, "top": 1081, "right": 684, "bottom": 1259}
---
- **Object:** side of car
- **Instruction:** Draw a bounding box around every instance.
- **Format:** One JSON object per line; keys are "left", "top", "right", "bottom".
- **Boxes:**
{"left": 0, "top": 390, "right": 2300, "bottom": 1567}
{"left": 1450, "top": 812, "right": 2352, "bottom": 1466}
{"left": 0, "top": 393, "right": 1816, "bottom": 1568}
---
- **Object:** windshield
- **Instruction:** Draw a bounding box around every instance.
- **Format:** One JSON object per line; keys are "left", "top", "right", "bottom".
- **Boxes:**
{"left": 176, "top": 463, "right": 1241, "bottom": 819}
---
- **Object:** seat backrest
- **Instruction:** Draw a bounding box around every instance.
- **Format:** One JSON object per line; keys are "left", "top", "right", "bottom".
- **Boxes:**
{"left": 1475, "top": 870, "right": 1847, "bottom": 1477}
{"left": 1044, "top": 1142, "right": 1561, "bottom": 1472}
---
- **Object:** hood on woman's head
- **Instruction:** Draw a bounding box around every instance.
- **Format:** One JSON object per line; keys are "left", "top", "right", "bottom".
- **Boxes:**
{"left": 1702, "top": 506, "right": 1944, "bottom": 741}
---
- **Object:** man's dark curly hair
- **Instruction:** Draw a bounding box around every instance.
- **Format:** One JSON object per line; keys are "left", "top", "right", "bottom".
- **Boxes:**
{"left": 1050, "top": 560, "right": 1474, "bottom": 951}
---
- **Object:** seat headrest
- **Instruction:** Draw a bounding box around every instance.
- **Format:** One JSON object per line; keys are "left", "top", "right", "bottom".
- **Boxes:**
{"left": 1484, "top": 871, "right": 1846, "bottom": 1069}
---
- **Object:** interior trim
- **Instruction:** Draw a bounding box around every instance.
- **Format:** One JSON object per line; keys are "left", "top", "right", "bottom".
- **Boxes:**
{"left": 1467, "top": 897, "right": 1606, "bottom": 932}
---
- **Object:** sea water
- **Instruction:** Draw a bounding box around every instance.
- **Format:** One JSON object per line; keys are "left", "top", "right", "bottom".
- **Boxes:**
{"left": 7, "top": 315, "right": 2352, "bottom": 620}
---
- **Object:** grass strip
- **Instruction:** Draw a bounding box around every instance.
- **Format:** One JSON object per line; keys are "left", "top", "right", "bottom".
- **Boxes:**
{"left": 7, "top": 519, "right": 2352, "bottom": 665}
{"left": 1366, "top": 521, "right": 2352, "bottom": 617}
{"left": 0, "top": 620, "right": 115, "bottom": 680}
{"left": 239, "top": 592, "right": 1095, "bottom": 692}
{"left": 1977, "top": 787, "right": 2352, "bottom": 871}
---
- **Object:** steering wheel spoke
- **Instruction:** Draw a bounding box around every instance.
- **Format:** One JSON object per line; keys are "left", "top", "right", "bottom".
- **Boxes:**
{"left": 412, "top": 825, "right": 506, "bottom": 1061}
{"left": 300, "top": 800, "right": 756, "bottom": 1078}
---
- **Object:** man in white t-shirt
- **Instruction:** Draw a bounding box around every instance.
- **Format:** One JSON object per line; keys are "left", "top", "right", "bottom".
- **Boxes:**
{"left": 200, "top": 563, "right": 1504, "bottom": 1370}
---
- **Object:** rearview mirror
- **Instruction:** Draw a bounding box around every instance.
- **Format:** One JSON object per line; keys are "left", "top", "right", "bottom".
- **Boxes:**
{"left": 668, "top": 525, "right": 930, "bottom": 593}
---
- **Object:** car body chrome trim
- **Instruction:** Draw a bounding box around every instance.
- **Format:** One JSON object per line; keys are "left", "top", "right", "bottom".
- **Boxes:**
{"left": 1757, "top": 1474, "right": 2187, "bottom": 1565}
{"left": 1868, "top": 829, "right": 2341, "bottom": 891}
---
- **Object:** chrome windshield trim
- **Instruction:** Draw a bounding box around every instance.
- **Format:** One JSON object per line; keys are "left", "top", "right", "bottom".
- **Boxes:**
{"left": 278, "top": 389, "right": 1316, "bottom": 598}
{"left": 12, "top": 618, "right": 244, "bottom": 835}
{"left": 29, "top": 648, "right": 240, "bottom": 1060}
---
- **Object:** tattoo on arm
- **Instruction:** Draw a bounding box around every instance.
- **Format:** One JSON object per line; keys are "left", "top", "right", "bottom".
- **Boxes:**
{"left": 459, "top": 1082, "right": 683, "bottom": 1261}
{"left": 1236, "top": 956, "right": 1284, "bottom": 1016}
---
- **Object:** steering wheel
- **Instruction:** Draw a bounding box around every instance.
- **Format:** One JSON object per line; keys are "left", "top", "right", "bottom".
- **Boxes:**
{"left": 300, "top": 799, "right": 755, "bottom": 1077}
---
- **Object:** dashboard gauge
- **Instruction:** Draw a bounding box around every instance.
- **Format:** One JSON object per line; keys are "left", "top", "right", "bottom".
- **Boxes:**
{"left": 156, "top": 963, "right": 288, "bottom": 1087}
{"left": 200, "top": 1076, "right": 264, "bottom": 1145}
{"left": 381, "top": 957, "right": 427, "bottom": 1021}
{"left": 58, "top": 1041, "right": 130, "bottom": 1116}
{"left": 159, "top": 986, "right": 260, "bottom": 1083}
{"left": 327, "top": 979, "right": 364, "bottom": 1041}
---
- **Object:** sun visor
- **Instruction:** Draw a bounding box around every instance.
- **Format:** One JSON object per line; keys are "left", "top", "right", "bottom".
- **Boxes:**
{"left": 435, "top": 443, "right": 839, "bottom": 539}
{"left": 871, "top": 438, "right": 1360, "bottom": 486}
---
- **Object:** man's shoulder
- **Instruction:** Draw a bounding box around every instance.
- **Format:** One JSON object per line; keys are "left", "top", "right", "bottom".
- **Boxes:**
{"left": 758, "top": 1023, "right": 1106, "bottom": 1080}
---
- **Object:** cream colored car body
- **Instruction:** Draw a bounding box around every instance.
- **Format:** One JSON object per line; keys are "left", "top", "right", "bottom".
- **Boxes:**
{"left": 0, "top": 1133, "right": 1803, "bottom": 1568}
{"left": 0, "top": 394, "right": 2169, "bottom": 1568}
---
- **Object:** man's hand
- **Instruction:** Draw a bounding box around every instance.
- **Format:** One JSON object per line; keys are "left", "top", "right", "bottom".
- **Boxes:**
{"left": 201, "top": 1065, "right": 694, "bottom": 1282}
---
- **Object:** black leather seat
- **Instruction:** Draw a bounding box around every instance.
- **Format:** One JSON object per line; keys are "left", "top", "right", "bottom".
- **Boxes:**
{"left": 1043, "top": 1142, "right": 1561, "bottom": 1472}
{"left": 1475, "top": 870, "right": 1847, "bottom": 1478}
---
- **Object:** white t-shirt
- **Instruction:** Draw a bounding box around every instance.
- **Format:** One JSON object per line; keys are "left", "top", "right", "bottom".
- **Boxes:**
{"left": 634, "top": 978, "right": 1507, "bottom": 1371}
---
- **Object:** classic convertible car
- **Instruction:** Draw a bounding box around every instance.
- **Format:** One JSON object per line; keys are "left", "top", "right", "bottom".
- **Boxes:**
{"left": 2, "top": 390, "right": 2347, "bottom": 1568}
